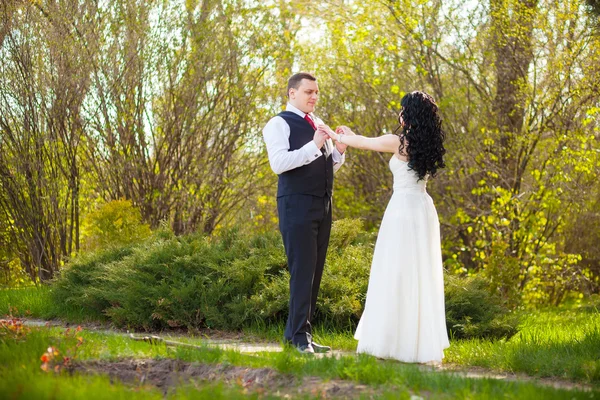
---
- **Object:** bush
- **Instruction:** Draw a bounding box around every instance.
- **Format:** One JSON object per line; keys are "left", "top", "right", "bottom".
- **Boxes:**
{"left": 248, "top": 219, "right": 374, "bottom": 330}
{"left": 51, "top": 246, "right": 137, "bottom": 320}
{"left": 52, "top": 218, "right": 519, "bottom": 339}
{"left": 53, "top": 228, "right": 288, "bottom": 331}
{"left": 445, "top": 274, "right": 520, "bottom": 340}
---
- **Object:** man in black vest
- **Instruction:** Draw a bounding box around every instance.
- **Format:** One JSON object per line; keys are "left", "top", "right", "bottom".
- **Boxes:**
{"left": 263, "top": 72, "right": 347, "bottom": 353}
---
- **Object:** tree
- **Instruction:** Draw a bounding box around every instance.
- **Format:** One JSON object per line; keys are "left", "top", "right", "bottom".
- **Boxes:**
{"left": 299, "top": 0, "right": 600, "bottom": 304}
{"left": 82, "top": 0, "right": 282, "bottom": 234}
{"left": 0, "top": 0, "right": 96, "bottom": 281}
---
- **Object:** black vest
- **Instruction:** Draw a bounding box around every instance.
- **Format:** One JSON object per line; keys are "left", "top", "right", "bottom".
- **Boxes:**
{"left": 277, "top": 111, "right": 334, "bottom": 198}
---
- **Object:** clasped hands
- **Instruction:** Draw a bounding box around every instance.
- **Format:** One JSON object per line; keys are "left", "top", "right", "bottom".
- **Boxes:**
{"left": 313, "top": 125, "right": 354, "bottom": 153}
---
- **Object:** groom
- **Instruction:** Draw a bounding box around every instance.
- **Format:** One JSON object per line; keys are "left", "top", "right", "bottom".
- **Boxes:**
{"left": 262, "top": 72, "right": 346, "bottom": 353}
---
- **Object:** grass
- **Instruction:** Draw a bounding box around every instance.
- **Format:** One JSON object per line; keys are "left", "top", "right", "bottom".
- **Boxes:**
{"left": 1, "top": 326, "right": 597, "bottom": 399}
{"left": 1, "top": 369, "right": 278, "bottom": 400}
{"left": 0, "top": 286, "right": 54, "bottom": 317}
{"left": 445, "top": 306, "right": 600, "bottom": 382}
{"left": 243, "top": 308, "right": 600, "bottom": 384}
{"left": 243, "top": 320, "right": 359, "bottom": 350}
{"left": 0, "top": 327, "right": 281, "bottom": 399}
{"left": 0, "top": 286, "right": 104, "bottom": 323}
{"left": 2, "top": 287, "right": 600, "bottom": 391}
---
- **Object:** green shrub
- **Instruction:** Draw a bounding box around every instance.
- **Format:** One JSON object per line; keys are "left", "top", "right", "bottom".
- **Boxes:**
{"left": 445, "top": 274, "right": 520, "bottom": 340}
{"left": 51, "top": 245, "right": 136, "bottom": 319}
{"left": 248, "top": 219, "right": 374, "bottom": 330}
{"left": 318, "top": 219, "right": 374, "bottom": 328}
{"left": 52, "top": 218, "right": 519, "bottom": 339}
{"left": 52, "top": 229, "right": 288, "bottom": 331}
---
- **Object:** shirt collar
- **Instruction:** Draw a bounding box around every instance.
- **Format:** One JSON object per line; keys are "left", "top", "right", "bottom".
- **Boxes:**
{"left": 286, "top": 103, "right": 312, "bottom": 119}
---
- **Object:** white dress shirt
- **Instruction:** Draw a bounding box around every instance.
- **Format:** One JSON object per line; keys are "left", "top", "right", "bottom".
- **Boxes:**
{"left": 262, "top": 103, "right": 345, "bottom": 175}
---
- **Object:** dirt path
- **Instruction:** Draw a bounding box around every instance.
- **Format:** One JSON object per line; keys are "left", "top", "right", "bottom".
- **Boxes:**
{"left": 73, "top": 358, "right": 382, "bottom": 398}
{"left": 23, "top": 318, "right": 597, "bottom": 393}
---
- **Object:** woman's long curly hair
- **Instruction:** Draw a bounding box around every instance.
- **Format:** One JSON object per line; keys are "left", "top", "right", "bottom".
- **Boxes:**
{"left": 396, "top": 91, "right": 446, "bottom": 181}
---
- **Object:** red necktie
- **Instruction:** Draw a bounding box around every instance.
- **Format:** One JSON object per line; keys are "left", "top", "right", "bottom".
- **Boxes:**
{"left": 305, "top": 114, "right": 327, "bottom": 155}
{"left": 304, "top": 114, "right": 317, "bottom": 130}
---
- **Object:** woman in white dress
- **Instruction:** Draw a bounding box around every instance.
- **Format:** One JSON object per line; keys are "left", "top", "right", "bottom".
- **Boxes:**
{"left": 320, "top": 91, "right": 449, "bottom": 363}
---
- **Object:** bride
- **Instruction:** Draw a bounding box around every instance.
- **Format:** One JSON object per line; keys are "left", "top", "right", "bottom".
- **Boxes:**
{"left": 320, "top": 91, "right": 449, "bottom": 363}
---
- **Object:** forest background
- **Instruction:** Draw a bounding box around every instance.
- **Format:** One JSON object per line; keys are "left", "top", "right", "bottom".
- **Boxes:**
{"left": 1, "top": 0, "right": 600, "bottom": 310}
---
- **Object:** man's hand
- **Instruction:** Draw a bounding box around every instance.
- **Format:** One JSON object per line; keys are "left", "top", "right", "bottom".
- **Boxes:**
{"left": 318, "top": 124, "right": 337, "bottom": 140}
{"left": 313, "top": 127, "right": 330, "bottom": 149}
{"left": 319, "top": 124, "right": 347, "bottom": 153}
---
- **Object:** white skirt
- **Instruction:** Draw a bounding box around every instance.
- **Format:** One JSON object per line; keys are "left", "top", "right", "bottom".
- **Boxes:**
{"left": 354, "top": 191, "right": 450, "bottom": 363}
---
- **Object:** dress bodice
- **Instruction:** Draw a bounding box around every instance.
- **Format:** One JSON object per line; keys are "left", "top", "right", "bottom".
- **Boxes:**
{"left": 389, "top": 156, "right": 427, "bottom": 193}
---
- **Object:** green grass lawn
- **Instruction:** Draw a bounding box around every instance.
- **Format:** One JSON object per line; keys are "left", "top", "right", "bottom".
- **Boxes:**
{"left": 2, "top": 286, "right": 600, "bottom": 398}
{"left": 1, "top": 325, "right": 597, "bottom": 399}
{"left": 243, "top": 306, "right": 600, "bottom": 385}
{"left": 0, "top": 286, "right": 106, "bottom": 323}
{"left": 444, "top": 306, "right": 600, "bottom": 383}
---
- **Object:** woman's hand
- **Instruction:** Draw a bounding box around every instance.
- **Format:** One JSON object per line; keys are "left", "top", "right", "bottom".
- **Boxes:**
{"left": 319, "top": 124, "right": 347, "bottom": 153}
{"left": 317, "top": 124, "right": 337, "bottom": 139}
{"left": 336, "top": 126, "right": 356, "bottom": 136}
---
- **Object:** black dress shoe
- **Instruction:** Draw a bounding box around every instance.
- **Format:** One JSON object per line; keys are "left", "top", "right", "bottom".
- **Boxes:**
{"left": 311, "top": 342, "right": 331, "bottom": 353}
{"left": 295, "top": 343, "right": 315, "bottom": 354}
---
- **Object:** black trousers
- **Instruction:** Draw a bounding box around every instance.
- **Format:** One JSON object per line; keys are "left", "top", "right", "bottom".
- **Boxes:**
{"left": 277, "top": 193, "right": 332, "bottom": 346}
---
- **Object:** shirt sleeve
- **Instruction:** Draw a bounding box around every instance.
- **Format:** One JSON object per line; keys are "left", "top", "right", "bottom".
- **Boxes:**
{"left": 332, "top": 145, "right": 345, "bottom": 173}
{"left": 262, "top": 116, "right": 322, "bottom": 175}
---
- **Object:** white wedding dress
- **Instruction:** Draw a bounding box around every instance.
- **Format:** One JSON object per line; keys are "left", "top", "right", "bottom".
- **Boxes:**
{"left": 354, "top": 156, "right": 450, "bottom": 363}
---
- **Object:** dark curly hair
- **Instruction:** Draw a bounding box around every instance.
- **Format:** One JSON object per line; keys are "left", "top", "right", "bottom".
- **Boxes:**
{"left": 396, "top": 91, "right": 446, "bottom": 181}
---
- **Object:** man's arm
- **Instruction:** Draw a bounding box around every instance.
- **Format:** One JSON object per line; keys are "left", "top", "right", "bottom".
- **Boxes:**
{"left": 263, "top": 116, "right": 322, "bottom": 175}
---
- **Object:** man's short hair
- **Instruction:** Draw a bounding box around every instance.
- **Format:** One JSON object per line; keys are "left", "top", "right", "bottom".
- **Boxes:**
{"left": 287, "top": 72, "right": 317, "bottom": 96}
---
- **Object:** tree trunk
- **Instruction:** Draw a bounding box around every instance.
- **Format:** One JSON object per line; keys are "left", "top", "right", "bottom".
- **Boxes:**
{"left": 491, "top": 0, "right": 538, "bottom": 190}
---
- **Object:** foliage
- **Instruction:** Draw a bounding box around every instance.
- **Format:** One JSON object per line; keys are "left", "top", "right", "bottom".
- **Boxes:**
{"left": 50, "top": 221, "right": 517, "bottom": 339}
{"left": 53, "top": 220, "right": 375, "bottom": 332}
{"left": 0, "top": 0, "right": 92, "bottom": 282}
{"left": 248, "top": 219, "right": 374, "bottom": 330}
{"left": 0, "top": 257, "right": 29, "bottom": 288}
{"left": 445, "top": 275, "right": 519, "bottom": 340}
{"left": 564, "top": 184, "right": 600, "bottom": 288}
{"left": 51, "top": 245, "right": 136, "bottom": 321}
{"left": 0, "top": 0, "right": 285, "bottom": 282}
{"left": 1, "top": 0, "right": 598, "bottom": 302}
{"left": 80, "top": 199, "right": 152, "bottom": 251}
{"left": 0, "top": 216, "right": 29, "bottom": 287}
{"left": 52, "top": 227, "right": 286, "bottom": 331}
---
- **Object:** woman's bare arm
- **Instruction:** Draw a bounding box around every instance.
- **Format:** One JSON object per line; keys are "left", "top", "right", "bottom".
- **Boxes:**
{"left": 321, "top": 125, "right": 400, "bottom": 154}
